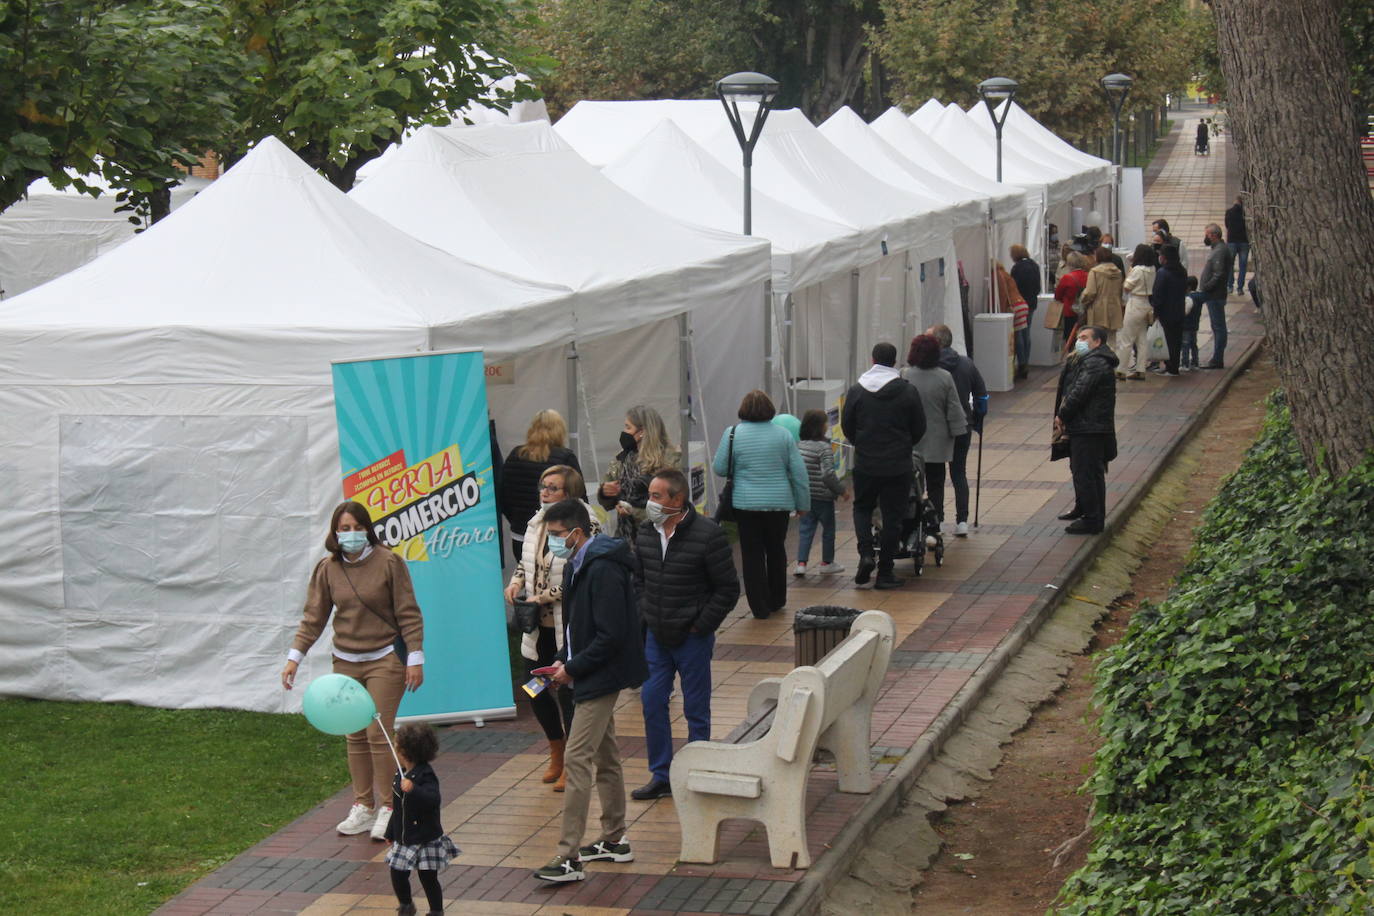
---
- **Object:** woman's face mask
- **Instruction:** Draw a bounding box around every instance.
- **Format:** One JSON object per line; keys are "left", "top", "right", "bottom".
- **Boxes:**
{"left": 337, "top": 530, "right": 369, "bottom": 553}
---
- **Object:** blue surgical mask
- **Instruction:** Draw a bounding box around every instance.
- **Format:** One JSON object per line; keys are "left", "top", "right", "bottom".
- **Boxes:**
{"left": 337, "top": 530, "right": 369, "bottom": 553}
{"left": 1074, "top": 340, "right": 1091, "bottom": 357}
{"left": 547, "top": 533, "right": 573, "bottom": 559}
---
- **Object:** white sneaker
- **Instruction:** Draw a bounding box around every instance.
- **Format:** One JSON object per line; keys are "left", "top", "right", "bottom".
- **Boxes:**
{"left": 369, "top": 804, "right": 393, "bottom": 841}
{"left": 336, "top": 803, "right": 374, "bottom": 835}
{"left": 793, "top": 562, "right": 807, "bottom": 577}
{"left": 955, "top": 522, "right": 969, "bottom": 537}
{"left": 815, "top": 562, "right": 846, "bottom": 575}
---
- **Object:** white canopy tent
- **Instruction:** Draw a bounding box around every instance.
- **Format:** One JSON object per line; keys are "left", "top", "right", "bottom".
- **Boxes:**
{"left": 555, "top": 99, "right": 968, "bottom": 386}
{"left": 911, "top": 98, "right": 946, "bottom": 131}
{"left": 869, "top": 107, "right": 1030, "bottom": 315}
{"left": 0, "top": 174, "right": 209, "bottom": 299}
{"left": 0, "top": 137, "right": 584, "bottom": 714}
{"left": 349, "top": 121, "right": 771, "bottom": 478}
{"left": 819, "top": 107, "right": 1024, "bottom": 324}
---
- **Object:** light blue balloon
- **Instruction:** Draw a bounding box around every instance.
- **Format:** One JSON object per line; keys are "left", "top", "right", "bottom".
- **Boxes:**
{"left": 772, "top": 413, "right": 801, "bottom": 442}
{"left": 302, "top": 673, "right": 377, "bottom": 735}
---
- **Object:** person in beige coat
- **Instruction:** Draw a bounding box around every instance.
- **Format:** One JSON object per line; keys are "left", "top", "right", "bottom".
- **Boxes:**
{"left": 1078, "top": 246, "right": 1125, "bottom": 346}
{"left": 1118, "top": 243, "right": 1158, "bottom": 379}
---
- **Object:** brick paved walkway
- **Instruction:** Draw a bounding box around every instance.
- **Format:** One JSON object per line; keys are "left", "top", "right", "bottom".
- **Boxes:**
{"left": 157, "top": 107, "right": 1260, "bottom": 916}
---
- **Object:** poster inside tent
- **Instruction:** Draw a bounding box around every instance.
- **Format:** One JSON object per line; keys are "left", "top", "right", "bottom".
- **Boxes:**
{"left": 332, "top": 349, "right": 513, "bottom": 723}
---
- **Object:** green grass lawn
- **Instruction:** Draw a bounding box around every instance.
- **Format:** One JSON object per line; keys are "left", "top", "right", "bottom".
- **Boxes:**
{"left": 0, "top": 698, "right": 346, "bottom": 915}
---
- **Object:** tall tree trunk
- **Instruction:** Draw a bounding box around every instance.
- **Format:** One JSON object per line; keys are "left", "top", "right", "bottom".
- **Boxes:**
{"left": 1211, "top": 0, "right": 1374, "bottom": 475}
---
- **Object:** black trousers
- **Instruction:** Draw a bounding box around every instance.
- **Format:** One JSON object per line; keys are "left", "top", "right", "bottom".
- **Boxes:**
{"left": 924, "top": 462, "right": 947, "bottom": 524}
{"left": 852, "top": 469, "right": 914, "bottom": 574}
{"left": 529, "top": 625, "right": 575, "bottom": 741}
{"left": 949, "top": 432, "right": 972, "bottom": 523}
{"left": 734, "top": 509, "right": 790, "bottom": 618}
{"left": 1159, "top": 317, "right": 1184, "bottom": 374}
{"left": 1069, "top": 433, "right": 1109, "bottom": 528}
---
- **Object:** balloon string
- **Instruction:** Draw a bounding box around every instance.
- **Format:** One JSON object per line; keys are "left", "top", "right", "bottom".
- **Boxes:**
{"left": 374, "top": 713, "right": 405, "bottom": 776}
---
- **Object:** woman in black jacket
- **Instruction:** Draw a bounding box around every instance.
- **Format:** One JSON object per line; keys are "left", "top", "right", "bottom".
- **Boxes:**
{"left": 499, "top": 410, "right": 580, "bottom": 557}
{"left": 1009, "top": 244, "right": 1042, "bottom": 322}
{"left": 384, "top": 723, "right": 458, "bottom": 916}
{"left": 1148, "top": 244, "right": 1188, "bottom": 376}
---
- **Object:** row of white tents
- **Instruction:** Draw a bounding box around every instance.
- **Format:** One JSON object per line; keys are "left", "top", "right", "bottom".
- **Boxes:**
{"left": 0, "top": 99, "right": 1113, "bottom": 713}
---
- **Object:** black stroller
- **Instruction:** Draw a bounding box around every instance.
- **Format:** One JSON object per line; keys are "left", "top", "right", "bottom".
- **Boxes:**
{"left": 1194, "top": 125, "right": 1210, "bottom": 156}
{"left": 874, "top": 452, "right": 945, "bottom": 577}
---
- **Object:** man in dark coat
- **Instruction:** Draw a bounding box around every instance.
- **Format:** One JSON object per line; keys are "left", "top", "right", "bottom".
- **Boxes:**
{"left": 841, "top": 342, "right": 927, "bottom": 589}
{"left": 1225, "top": 195, "right": 1249, "bottom": 295}
{"left": 629, "top": 468, "right": 740, "bottom": 801}
{"left": 1054, "top": 327, "right": 1118, "bottom": 535}
{"left": 535, "top": 500, "right": 647, "bottom": 884}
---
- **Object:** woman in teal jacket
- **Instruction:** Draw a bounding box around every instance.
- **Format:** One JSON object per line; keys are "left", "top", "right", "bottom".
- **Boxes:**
{"left": 713, "top": 390, "right": 810, "bottom": 619}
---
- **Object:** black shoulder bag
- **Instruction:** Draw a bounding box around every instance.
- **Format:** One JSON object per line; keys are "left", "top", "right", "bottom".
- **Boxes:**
{"left": 714, "top": 425, "right": 738, "bottom": 522}
{"left": 338, "top": 560, "right": 408, "bottom": 660}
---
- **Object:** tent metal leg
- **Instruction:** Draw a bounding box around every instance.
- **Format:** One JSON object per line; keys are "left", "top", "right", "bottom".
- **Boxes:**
{"left": 848, "top": 268, "right": 860, "bottom": 385}
{"left": 678, "top": 312, "right": 692, "bottom": 473}
{"left": 565, "top": 342, "right": 580, "bottom": 467}
{"left": 762, "top": 281, "right": 772, "bottom": 395}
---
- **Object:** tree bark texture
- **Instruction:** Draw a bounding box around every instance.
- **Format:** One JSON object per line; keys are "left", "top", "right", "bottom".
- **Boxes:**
{"left": 1212, "top": 0, "right": 1374, "bottom": 475}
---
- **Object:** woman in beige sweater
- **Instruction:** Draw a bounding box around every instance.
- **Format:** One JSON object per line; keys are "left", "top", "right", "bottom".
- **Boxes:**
{"left": 281, "top": 500, "right": 424, "bottom": 841}
{"left": 1078, "top": 246, "right": 1125, "bottom": 339}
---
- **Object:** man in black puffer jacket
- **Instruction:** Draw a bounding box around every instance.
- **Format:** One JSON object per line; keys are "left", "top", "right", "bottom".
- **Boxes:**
{"left": 1054, "top": 326, "right": 1119, "bottom": 535}
{"left": 629, "top": 468, "right": 739, "bottom": 801}
{"left": 842, "top": 342, "right": 927, "bottom": 589}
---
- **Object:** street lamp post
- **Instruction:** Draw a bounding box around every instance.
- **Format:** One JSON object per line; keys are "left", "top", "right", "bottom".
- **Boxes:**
{"left": 977, "top": 77, "right": 1018, "bottom": 183}
{"left": 715, "top": 71, "right": 780, "bottom": 236}
{"left": 1100, "top": 72, "right": 1133, "bottom": 165}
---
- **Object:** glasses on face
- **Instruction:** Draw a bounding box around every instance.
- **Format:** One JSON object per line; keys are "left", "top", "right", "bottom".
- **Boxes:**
{"left": 539, "top": 484, "right": 564, "bottom": 493}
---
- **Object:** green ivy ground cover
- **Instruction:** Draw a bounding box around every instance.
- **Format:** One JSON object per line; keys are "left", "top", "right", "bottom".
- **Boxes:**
{"left": 1056, "top": 393, "right": 1374, "bottom": 914}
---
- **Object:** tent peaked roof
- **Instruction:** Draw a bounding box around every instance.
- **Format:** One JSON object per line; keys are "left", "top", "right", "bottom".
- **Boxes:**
{"left": 911, "top": 98, "right": 946, "bottom": 130}
{"left": 1, "top": 135, "right": 573, "bottom": 332}
{"left": 976, "top": 101, "right": 1112, "bottom": 170}
{"left": 350, "top": 120, "right": 769, "bottom": 342}
{"left": 602, "top": 118, "right": 862, "bottom": 292}
{"left": 817, "top": 107, "right": 984, "bottom": 221}
{"left": 869, "top": 108, "right": 1024, "bottom": 220}
{"left": 963, "top": 101, "right": 1104, "bottom": 175}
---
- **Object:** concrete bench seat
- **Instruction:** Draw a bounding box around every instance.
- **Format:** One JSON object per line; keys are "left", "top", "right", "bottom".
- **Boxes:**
{"left": 669, "top": 609, "right": 895, "bottom": 869}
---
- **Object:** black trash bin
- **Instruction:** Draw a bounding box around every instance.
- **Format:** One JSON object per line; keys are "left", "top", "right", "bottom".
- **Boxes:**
{"left": 793, "top": 606, "right": 861, "bottom": 667}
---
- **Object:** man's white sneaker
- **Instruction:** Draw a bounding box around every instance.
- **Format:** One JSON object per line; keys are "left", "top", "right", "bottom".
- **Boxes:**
{"left": 369, "top": 804, "right": 393, "bottom": 841}
{"left": 793, "top": 562, "right": 807, "bottom": 577}
{"left": 955, "top": 521, "right": 969, "bottom": 537}
{"left": 815, "top": 562, "right": 846, "bottom": 575}
{"left": 336, "top": 804, "right": 374, "bottom": 835}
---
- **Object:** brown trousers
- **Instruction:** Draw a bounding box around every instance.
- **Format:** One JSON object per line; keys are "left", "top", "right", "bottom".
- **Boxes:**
{"left": 333, "top": 652, "right": 406, "bottom": 810}
{"left": 557, "top": 690, "right": 627, "bottom": 857}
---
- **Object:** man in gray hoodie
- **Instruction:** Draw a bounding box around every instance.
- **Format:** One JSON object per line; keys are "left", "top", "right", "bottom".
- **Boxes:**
{"left": 841, "top": 343, "right": 927, "bottom": 589}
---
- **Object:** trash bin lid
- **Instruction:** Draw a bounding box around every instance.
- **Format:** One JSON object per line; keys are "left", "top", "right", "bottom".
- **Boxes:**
{"left": 793, "top": 605, "right": 862, "bottom": 632}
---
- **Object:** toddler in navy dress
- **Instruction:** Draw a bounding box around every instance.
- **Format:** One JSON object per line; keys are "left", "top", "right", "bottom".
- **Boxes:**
{"left": 384, "top": 723, "right": 459, "bottom": 915}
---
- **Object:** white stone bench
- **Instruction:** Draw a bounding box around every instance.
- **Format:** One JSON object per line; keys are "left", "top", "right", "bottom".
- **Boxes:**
{"left": 669, "top": 609, "right": 895, "bottom": 869}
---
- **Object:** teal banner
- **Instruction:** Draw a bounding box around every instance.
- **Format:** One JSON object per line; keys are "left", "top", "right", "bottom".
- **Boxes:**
{"left": 331, "top": 349, "right": 512, "bottom": 722}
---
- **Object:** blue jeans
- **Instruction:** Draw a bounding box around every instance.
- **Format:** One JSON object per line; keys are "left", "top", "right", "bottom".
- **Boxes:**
{"left": 642, "top": 630, "right": 714, "bottom": 783}
{"left": 1229, "top": 242, "right": 1249, "bottom": 292}
{"left": 1014, "top": 327, "right": 1030, "bottom": 374}
{"left": 1206, "top": 298, "right": 1228, "bottom": 365}
{"left": 797, "top": 498, "right": 836, "bottom": 564}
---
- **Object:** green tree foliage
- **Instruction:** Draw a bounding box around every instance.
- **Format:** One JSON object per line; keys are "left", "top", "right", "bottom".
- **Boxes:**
{"left": 876, "top": 0, "right": 1205, "bottom": 143}
{"left": 223, "top": 0, "right": 545, "bottom": 190}
{"left": 0, "top": 0, "right": 240, "bottom": 215}
{"left": 1056, "top": 394, "right": 1374, "bottom": 913}
{"left": 522, "top": 0, "right": 885, "bottom": 122}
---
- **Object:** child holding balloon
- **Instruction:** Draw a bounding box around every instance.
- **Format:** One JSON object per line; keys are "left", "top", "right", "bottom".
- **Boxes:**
{"left": 384, "top": 723, "right": 458, "bottom": 916}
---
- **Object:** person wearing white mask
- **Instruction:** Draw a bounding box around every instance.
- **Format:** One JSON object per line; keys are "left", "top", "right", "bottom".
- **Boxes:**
{"left": 1053, "top": 327, "right": 1119, "bottom": 535}
{"left": 628, "top": 469, "right": 740, "bottom": 801}
{"left": 282, "top": 500, "right": 425, "bottom": 841}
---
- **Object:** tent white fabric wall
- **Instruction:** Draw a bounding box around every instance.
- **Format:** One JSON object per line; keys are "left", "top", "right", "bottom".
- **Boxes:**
{"left": 0, "top": 175, "right": 209, "bottom": 299}
{"left": 349, "top": 121, "right": 771, "bottom": 473}
{"left": 0, "top": 137, "right": 583, "bottom": 714}
{"left": 556, "top": 100, "right": 967, "bottom": 376}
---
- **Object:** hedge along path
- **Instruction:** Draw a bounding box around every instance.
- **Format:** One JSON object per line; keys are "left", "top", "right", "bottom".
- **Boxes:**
{"left": 820, "top": 391, "right": 1213, "bottom": 916}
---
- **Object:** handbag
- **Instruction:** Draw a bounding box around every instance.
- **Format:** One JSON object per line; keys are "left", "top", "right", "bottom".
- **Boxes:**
{"left": 511, "top": 599, "right": 540, "bottom": 635}
{"left": 1051, "top": 428, "right": 1071, "bottom": 462}
{"left": 1146, "top": 322, "right": 1169, "bottom": 361}
{"left": 713, "top": 425, "right": 738, "bottom": 522}
{"left": 1043, "top": 302, "right": 1063, "bottom": 330}
{"left": 338, "top": 562, "right": 408, "bottom": 659}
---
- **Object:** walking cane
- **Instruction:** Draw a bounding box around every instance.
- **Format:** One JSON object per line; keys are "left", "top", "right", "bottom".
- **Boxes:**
{"left": 974, "top": 423, "right": 984, "bottom": 529}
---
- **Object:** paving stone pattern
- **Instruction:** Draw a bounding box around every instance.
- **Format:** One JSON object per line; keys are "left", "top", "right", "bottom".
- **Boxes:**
{"left": 157, "top": 103, "right": 1259, "bottom": 915}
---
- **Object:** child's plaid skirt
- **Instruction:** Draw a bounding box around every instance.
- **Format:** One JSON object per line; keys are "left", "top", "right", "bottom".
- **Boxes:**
{"left": 386, "top": 834, "right": 460, "bottom": 872}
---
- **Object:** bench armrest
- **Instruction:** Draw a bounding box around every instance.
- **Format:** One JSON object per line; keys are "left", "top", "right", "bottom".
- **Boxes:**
{"left": 747, "top": 678, "right": 783, "bottom": 717}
